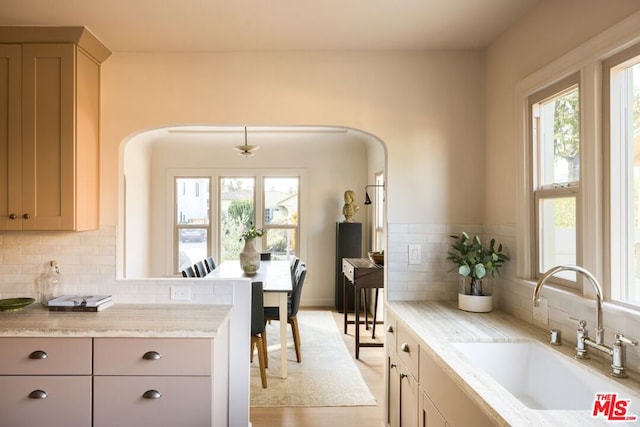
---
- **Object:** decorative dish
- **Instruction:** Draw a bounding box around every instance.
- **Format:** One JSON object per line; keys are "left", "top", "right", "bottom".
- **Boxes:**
{"left": 0, "top": 297, "right": 36, "bottom": 312}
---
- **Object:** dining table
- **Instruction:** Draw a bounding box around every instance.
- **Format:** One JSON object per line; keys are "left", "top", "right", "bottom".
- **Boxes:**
{"left": 207, "top": 260, "right": 292, "bottom": 378}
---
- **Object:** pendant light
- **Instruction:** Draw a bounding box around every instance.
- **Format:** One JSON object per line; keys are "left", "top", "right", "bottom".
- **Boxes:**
{"left": 234, "top": 127, "right": 259, "bottom": 157}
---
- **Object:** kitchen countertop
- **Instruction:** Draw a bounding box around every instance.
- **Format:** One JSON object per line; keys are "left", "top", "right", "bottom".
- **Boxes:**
{"left": 0, "top": 304, "right": 232, "bottom": 338}
{"left": 386, "top": 300, "right": 640, "bottom": 427}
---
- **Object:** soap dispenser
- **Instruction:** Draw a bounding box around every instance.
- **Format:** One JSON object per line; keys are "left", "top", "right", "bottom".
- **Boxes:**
{"left": 42, "top": 260, "right": 64, "bottom": 306}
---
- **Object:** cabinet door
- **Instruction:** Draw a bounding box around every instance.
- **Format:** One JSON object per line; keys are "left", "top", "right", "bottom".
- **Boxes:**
{"left": 21, "top": 43, "right": 75, "bottom": 230}
{"left": 387, "top": 352, "right": 400, "bottom": 427}
{"left": 0, "top": 375, "right": 92, "bottom": 427}
{"left": 0, "top": 44, "right": 22, "bottom": 230}
{"left": 399, "top": 364, "right": 419, "bottom": 427}
{"left": 419, "top": 391, "right": 447, "bottom": 427}
{"left": 0, "top": 337, "right": 92, "bottom": 375}
{"left": 94, "top": 376, "right": 212, "bottom": 427}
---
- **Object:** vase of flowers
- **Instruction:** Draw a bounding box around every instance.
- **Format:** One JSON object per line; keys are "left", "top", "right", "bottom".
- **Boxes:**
{"left": 240, "top": 225, "right": 264, "bottom": 276}
{"left": 447, "top": 232, "right": 509, "bottom": 312}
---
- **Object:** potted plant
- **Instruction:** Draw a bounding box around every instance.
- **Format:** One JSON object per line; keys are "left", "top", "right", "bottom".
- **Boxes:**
{"left": 446, "top": 232, "right": 509, "bottom": 312}
{"left": 239, "top": 224, "right": 265, "bottom": 276}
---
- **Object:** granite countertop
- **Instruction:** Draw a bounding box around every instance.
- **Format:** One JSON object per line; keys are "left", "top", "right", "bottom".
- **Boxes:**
{"left": 0, "top": 304, "right": 232, "bottom": 338}
{"left": 386, "top": 300, "right": 640, "bottom": 427}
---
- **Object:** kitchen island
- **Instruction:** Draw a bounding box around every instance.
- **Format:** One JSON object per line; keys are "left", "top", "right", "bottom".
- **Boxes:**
{"left": 0, "top": 304, "right": 232, "bottom": 427}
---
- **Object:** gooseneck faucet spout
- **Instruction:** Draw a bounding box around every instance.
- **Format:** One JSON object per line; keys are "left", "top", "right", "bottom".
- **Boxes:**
{"left": 533, "top": 265, "right": 604, "bottom": 345}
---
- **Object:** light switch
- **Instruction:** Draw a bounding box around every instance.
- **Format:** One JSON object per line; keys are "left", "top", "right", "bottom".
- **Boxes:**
{"left": 408, "top": 244, "right": 421, "bottom": 265}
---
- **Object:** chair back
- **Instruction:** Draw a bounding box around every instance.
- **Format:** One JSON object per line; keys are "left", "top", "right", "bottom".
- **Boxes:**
{"left": 204, "top": 256, "right": 216, "bottom": 273}
{"left": 181, "top": 266, "right": 196, "bottom": 277}
{"left": 260, "top": 252, "right": 271, "bottom": 261}
{"left": 289, "top": 264, "right": 307, "bottom": 317}
{"left": 289, "top": 256, "right": 300, "bottom": 285}
{"left": 194, "top": 260, "right": 207, "bottom": 277}
{"left": 251, "top": 282, "right": 265, "bottom": 336}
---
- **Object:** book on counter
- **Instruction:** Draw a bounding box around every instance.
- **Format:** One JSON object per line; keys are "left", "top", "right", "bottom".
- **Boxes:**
{"left": 47, "top": 295, "right": 113, "bottom": 312}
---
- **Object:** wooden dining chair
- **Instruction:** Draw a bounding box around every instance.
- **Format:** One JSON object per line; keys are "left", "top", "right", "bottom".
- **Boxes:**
{"left": 204, "top": 256, "right": 216, "bottom": 273}
{"left": 181, "top": 266, "right": 196, "bottom": 277}
{"left": 264, "top": 263, "right": 307, "bottom": 363}
{"left": 250, "top": 281, "right": 268, "bottom": 388}
{"left": 194, "top": 260, "right": 207, "bottom": 277}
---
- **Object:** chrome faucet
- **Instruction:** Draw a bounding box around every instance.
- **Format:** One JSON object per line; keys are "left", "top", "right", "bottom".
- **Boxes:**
{"left": 533, "top": 265, "right": 637, "bottom": 378}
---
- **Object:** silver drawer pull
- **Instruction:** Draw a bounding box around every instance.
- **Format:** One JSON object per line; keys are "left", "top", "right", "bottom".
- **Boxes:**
{"left": 142, "top": 390, "right": 162, "bottom": 399}
{"left": 28, "top": 390, "right": 48, "bottom": 399}
{"left": 386, "top": 325, "right": 394, "bottom": 333}
{"left": 29, "top": 350, "right": 48, "bottom": 360}
{"left": 142, "top": 351, "right": 162, "bottom": 360}
{"left": 400, "top": 343, "right": 410, "bottom": 353}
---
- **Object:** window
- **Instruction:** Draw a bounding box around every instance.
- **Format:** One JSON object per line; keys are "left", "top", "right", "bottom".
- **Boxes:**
{"left": 529, "top": 73, "right": 581, "bottom": 287}
{"left": 219, "top": 177, "right": 255, "bottom": 263}
{"left": 175, "top": 177, "right": 210, "bottom": 273}
{"left": 262, "top": 177, "right": 299, "bottom": 261}
{"left": 605, "top": 44, "right": 640, "bottom": 306}
{"left": 373, "top": 172, "right": 385, "bottom": 251}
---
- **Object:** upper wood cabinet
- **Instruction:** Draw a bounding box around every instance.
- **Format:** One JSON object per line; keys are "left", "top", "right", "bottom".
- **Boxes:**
{"left": 0, "top": 27, "right": 110, "bottom": 231}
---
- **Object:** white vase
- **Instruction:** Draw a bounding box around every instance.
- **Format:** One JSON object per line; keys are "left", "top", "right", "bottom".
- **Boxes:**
{"left": 458, "top": 277, "right": 492, "bottom": 312}
{"left": 458, "top": 293, "right": 493, "bottom": 312}
{"left": 239, "top": 238, "right": 260, "bottom": 276}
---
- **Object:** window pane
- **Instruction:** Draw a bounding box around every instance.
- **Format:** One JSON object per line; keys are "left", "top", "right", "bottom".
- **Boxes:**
{"left": 538, "top": 197, "right": 576, "bottom": 280}
{"left": 220, "top": 177, "right": 255, "bottom": 261}
{"left": 265, "top": 229, "right": 297, "bottom": 260}
{"left": 178, "top": 229, "right": 208, "bottom": 272}
{"left": 176, "top": 178, "right": 210, "bottom": 225}
{"left": 612, "top": 59, "right": 640, "bottom": 304}
{"left": 264, "top": 177, "right": 298, "bottom": 226}
{"left": 538, "top": 86, "right": 580, "bottom": 186}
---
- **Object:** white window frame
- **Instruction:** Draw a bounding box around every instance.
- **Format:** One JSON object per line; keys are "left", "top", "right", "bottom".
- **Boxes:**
{"left": 167, "top": 168, "right": 306, "bottom": 274}
{"left": 261, "top": 176, "right": 300, "bottom": 260}
{"left": 516, "top": 12, "right": 640, "bottom": 308}
{"left": 603, "top": 42, "right": 640, "bottom": 307}
{"left": 528, "top": 73, "right": 582, "bottom": 290}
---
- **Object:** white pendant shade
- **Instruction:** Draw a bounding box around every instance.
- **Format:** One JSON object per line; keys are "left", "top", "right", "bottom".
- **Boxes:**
{"left": 234, "top": 127, "right": 259, "bottom": 157}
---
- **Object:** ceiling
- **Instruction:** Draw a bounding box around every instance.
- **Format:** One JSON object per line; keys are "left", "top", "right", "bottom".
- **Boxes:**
{"left": 0, "top": 0, "right": 539, "bottom": 52}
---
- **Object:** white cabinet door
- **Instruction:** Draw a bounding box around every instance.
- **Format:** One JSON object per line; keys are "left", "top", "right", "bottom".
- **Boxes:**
{"left": 0, "top": 376, "right": 92, "bottom": 427}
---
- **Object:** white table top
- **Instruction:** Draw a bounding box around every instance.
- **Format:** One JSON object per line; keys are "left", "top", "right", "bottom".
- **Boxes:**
{"left": 207, "top": 260, "right": 292, "bottom": 293}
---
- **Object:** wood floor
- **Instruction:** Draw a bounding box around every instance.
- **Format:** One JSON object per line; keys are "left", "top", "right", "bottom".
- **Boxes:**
{"left": 250, "top": 308, "right": 386, "bottom": 427}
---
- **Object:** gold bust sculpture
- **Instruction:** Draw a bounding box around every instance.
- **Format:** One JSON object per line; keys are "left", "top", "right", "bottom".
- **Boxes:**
{"left": 342, "top": 190, "right": 360, "bottom": 222}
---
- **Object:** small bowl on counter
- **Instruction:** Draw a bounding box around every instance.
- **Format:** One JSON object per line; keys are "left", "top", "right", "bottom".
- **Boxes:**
{"left": 0, "top": 297, "right": 36, "bottom": 312}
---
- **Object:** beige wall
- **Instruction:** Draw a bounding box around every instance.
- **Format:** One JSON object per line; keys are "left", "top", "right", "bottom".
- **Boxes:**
{"left": 485, "top": 0, "right": 640, "bottom": 224}
{"left": 101, "top": 51, "right": 487, "bottom": 227}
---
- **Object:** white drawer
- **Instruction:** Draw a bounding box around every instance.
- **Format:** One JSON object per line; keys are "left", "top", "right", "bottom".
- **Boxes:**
{"left": 0, "top": 337, "right": 92, "bottom": 375}
{"left": 93, "top": 337, "right": 212, "bottom": 375}
{"left": 0, "top": 375, "right": 92, "bottom": 427}
{"left": 93, "top": 376, "right": 212, "bottom": 427}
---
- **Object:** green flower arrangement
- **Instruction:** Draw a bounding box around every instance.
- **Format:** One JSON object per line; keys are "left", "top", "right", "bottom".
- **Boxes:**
{"left": 240, "top": 224, "right": 265, "bottom": 241}
{"left": 446, "top": 232, "right": 509, "bottom": 296}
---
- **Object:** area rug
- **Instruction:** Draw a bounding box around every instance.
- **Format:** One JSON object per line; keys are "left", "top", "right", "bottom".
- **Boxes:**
{"left": 250, "top": 310, "right": 377, "bottom": 407}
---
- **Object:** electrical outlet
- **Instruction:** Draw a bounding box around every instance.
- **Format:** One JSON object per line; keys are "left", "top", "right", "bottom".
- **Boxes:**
{"left": 533, "top": 297, "right": 548, "bottom": 325}
{"left": 408, "top": 244, "right": 421, "bottom": 265}
{"left": 170, "top": 286, "right": 191, "bottom": 301}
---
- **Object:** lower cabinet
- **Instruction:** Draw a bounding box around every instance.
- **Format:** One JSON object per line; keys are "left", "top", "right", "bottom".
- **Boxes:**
{"left": 94, "top": 376, "right": 212, "bottom": 427}
{"left": 0, "top": 334, "right": 227, "bottom": 427}
{"left": 0, "top": 337, "right": 92, "bottom": 427}
{"left": 0, "top": 375, "right": 92, "bottom": 427}
{"left": 386, "top": 309, "right": 420, "bottom": 427}
{"left": 385, "top": 308, "right": 498, "bottom": 427}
